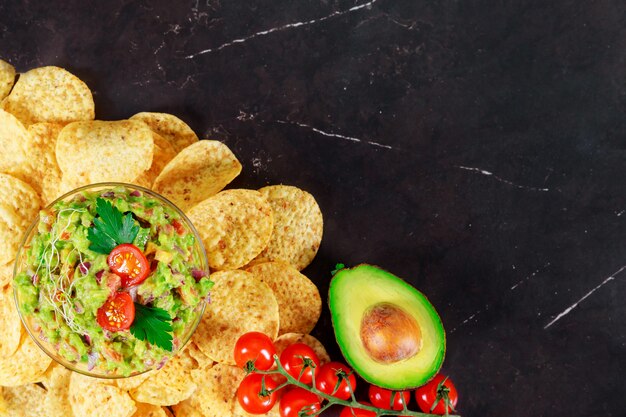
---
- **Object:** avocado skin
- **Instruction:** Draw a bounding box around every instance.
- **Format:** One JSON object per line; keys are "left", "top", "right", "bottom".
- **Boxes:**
{"left": 329, "top": 264, "right": 446, "bottom": 389}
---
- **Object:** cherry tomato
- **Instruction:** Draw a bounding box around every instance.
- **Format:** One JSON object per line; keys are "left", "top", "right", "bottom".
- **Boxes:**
{"left": 96, "top": 292, "right": 135, "bottom": 331}
{"left": 279, "top": 343, "right": 320, "bottom": 384}
{"left": 237, "top": 373, "right": 279, "bottom": 414}
{"left": 339, "top": 402, "right": 376, "bottom": 417}
{"left": 279, "top": 387, "right": 321, "bottom": 417}
{"left": 107, "top": 244, "right": 150, "bottom": 287}
{"left": 234, "top": 332, "right": 276, "bottom": 371}
{"left": 368, "top": 385, "right": 410, "bottom": 410}
{"left": 315, "top": 361, "right": 356, "bottom": 400}
{"left": 415, "top": 374, "right": 458, "bottom": 415}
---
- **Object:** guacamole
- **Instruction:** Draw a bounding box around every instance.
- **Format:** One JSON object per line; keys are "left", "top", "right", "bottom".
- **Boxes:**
{"left": 14, "top": 185, "right": 212, "bottom": 376}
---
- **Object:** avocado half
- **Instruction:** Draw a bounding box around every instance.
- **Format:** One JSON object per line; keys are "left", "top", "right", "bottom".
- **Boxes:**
{"left": 329, "top": 264, "right": 446, "bottom": 389}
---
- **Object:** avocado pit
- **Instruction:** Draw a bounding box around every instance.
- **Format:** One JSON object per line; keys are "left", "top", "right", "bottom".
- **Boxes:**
{"left": 360, "top": 302, "right": 422, "bottom": 364}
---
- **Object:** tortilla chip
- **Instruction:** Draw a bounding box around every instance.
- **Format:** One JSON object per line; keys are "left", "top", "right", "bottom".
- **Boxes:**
{"left": 130, "top": 112, "right": 198, "bottom": 152}
{"left": 132, "top": 402, "right": 173, "bottom": 417}
{"left": 0, "top": 285, "right": 22, "bottom": 358}
{"left": 188, "top": 189, "right": 273, "bottom": 270}
{"left": 0, "top": 173, "right": 41, "bottom": 266}
{"left": 273, "top": 333, "right": 330, "bottom": 365}
{"left": 0, "top": 109, "right": 32, "bottom": 175}
{"left": 153, "top": 140, "right": 242, "bottom": 211}
{"left": 1, "top": 383, "right": 47, "bottom": 417}
{"left": 69, "top": 372, "right": 137, "bottom": 417}
{"left": 56, "top": 120, "right": 154, "bottom": 187}
{"left": 133, "top": 131, "right": 177, "bottom": 189}
{"left": 246, "top": 262, "right": 321, "bottom": 335}
{"left": 193, "top": 270, "right": 279, "bottom": 364}
{"left": 251, "top": 185, "right": 323, "bottom": 270}
{"left": 41, "top": 363, "right": 73, "bottom": 417}
{"left": 24, "top": 122, "right": 64, "bottom": 204}
{"left": 115, "top": 371, "right": 156, "bottom": 392}
{"left": 172, "top": 364, "right": 244, "bottom": 417}
{"left": 0, "top": 333, "right": 52, "bottom": 386}
{"left": 1, "top": 66, "right": 94, "bottom": 125}
{"left": 0, "top": 262, "right": 13, "bottom": 288}
{"left": 129, "top": 349, "right": 197, "bottom": 406}
{"left": 186, "top": 341, "right": 215, "bottom": 381}
{"left": 0, "top": 60, "right": 15, "bottom": 100}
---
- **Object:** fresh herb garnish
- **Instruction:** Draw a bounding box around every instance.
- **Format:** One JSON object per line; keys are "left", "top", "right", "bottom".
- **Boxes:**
{"left": 129, "top": 303, "right": 173, "bottom": 351}
{"left": 331, "top": 263, "right": 345, "bottom": 276}
{"left": 88, "top": 197, "right": 139, "bottom": 254}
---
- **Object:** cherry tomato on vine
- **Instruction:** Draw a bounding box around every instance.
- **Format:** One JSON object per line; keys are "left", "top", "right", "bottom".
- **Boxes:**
{"left": 279, "top": 343, "right": 320, "bottom": 384}
{"left": 339, "top": 402, "right": 376, "bottom": 417}
{"left": 415, "top": 374, "right": 458, "bottom": 415}
{"left": 237, "top": 373, "right": 280, "bottom": 414}
{"left": 107, "top": 243, "right": 150, "bottom": 287}
{"left": 279, "top": 387, "right": 321, "bottom": 417}
{"left": 96, "top": 292, "right": 135, "bottom": 331}
{"left": 368, "top": 385, "right": 411, "bottom": 410}
{"left": 234, "top": 332, "right": 276, "bottom": 370}
{"left": 315, "top": 361, "right": 356, "bottom": 400}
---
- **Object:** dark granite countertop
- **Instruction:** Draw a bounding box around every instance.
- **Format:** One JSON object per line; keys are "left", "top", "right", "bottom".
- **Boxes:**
{"left": 2, "top": 0, "right": 625, "bottom": 415}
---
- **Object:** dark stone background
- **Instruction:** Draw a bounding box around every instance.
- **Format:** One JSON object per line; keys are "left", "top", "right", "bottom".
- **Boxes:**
{"left": 2, "top": 0, "right": 625, "bottom": 415}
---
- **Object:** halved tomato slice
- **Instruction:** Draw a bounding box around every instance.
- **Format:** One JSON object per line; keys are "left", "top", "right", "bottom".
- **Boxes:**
{"left": 96, "top": 292, "right": 135, "bottom": 331}
{"left": 107, "top": 243, "right": 150, "bottom": 287}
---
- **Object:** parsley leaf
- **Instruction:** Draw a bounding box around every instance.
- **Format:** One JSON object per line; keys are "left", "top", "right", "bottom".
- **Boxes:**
{"left": 88, "top": 198, "right": 139, "bottom": 254}
{"left": 331, "top": 263, "right": 345, "bottom": 276}
{"left": 130, "top": 303, "right": 173, "bottom": 351}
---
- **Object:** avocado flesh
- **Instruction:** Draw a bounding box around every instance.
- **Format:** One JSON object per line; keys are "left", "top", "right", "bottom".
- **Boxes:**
{"left": 329, "top": 264, "right": 446, "bottom": 389}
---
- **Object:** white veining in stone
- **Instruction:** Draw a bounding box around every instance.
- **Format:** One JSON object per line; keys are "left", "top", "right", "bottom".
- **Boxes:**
{"left": 510, "top": 262, "right": 551, "bottom": 290}
{"left": 276, "top": 120, "right": 393, "bottom": 150}
{"left": 456, "top": 165, "right": 550, "bottom": 192}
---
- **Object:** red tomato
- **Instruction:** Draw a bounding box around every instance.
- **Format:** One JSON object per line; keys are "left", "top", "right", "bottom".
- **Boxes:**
{"left": 415, "top": 374, "right": 458, "bottom": 415}
{"left": 339, "top": 402, "right": 376, "bottom": 417}
{"left": 279, "top": 387, "right": 321, "bottom": 417}
{"left": 368, "top": 385, "right": 410, "bottom": 410}
{"left": 315, "top": 362, "right": 356, "bottom": 400}
{"left": 172, "top": 219, "right": 186, "bottom": 235}
{"left": 237, "top": 373, "right": 280, "bottom": 414}
{"left": 107, "top": 244, "right": 150, "bottom": 287}
{"left": 96, "top": 292, "right": 135, "bottom": 331}
{"left": 279, "top": 343, "right": 320, "bottom": 384}
{"left": 234, "top": 332, "right": 276, "bottom": 371}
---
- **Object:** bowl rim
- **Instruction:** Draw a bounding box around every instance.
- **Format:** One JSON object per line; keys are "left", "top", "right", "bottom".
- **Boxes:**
{"left": 13, "top": 182, "right": 209, "bottom": 379}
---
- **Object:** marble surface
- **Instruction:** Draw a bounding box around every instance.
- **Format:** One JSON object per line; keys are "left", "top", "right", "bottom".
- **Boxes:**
{"left": 2, "top": 0, "right": 626, "bottom": 415}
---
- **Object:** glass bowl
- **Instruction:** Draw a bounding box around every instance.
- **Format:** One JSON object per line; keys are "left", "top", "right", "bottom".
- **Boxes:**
{"left": 13, "top": 183, "right": 210, "bottom": 378}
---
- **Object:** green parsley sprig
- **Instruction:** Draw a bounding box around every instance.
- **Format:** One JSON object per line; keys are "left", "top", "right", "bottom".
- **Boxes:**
{"left": 88, "top": 197, "right": 139, "bottom": 254}
{"left": 130, "top": 303, "right": 174, "bottom": 351}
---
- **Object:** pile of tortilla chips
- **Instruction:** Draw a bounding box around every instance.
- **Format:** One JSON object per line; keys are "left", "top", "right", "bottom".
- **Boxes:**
{"left": 0, "top": 61, "right": 326, "bottom": 416}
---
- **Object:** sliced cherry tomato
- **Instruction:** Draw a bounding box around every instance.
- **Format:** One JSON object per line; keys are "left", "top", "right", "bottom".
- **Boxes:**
{"left": 368, "top": 385, "right": 411, "bottom": 410}
{"left": 339, "top": 402, "right": 376, "bottom": 417}
{"left": 415, "top": 374, "right": 458, "bottom": 415}
{"left": 96, "top": 292, "right": 135, "bottom": 331}
{"left": 234, "top": 332, "right": 276, "bottom": 371}
{"left": 237, "top": 373, "right": 280, "bottom": 414}
{"left": 279, "top": 387, "right": 321, "bottom": 417}
{"left": 315, "top": 361, "right": 356, "bottom": 400}
{"left": 107, "top": 243, "right": 150, "bottom": 287}
{"left": 279, "top": 343, "right": 320, "bottom": 384}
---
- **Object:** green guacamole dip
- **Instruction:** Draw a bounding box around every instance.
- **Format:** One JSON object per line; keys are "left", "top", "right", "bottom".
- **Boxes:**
{"left": 14, "top": 186, "right": 212, "bottom": 376}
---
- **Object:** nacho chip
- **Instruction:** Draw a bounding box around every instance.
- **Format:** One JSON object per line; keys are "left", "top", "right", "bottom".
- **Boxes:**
{"left": 0, "top": 173, "right": 42, "bottom": 265}
{"left": 0, "top": 60, "right": 15, "bottom": 100}
{"left": 172, "top": 364, "right": 244, "bottom": 417}
{"left": 1, "top": 66, "right": 94, "bottom": 125}
{"left": 246, "top": 262, "right": 321, "bottom": 335}
{"left": 0, "top": 285, "right": 22, "bottom": 358}
{"left": 41, "top": 363, "right": 73, "bottom": 417}
{"left": 0, "top": 109, "right": 31, "bottom": 174}
{"left": 130, "top": 112, "right": 198, "bottom": 152}
{"left": 0, "top": 262, "right": 14, "bottom": 290}
{"left": 56, "top": 120, "right": 154, "bottom": 187}
{"left": 251, "top": 185, "right": 323, "bottom": 270}
{"left": 129, "top": 349, "right": 197, "bottom": 406}
{"left": 1, "top": 383, "right": 47, "bottom": 417}
{"left": 115, "top": 370, "right": 156, "bottom": 392}
{"left": 188, "top": 189, "right": 273, "bottom": 270}
{"left": 186, "top": 341, "right": 215, "bottom": 379}
{"left": 153, "top": 140, "right": 242, "bottom": 211}
{"left": 133, "top": 131, "right": 177, "bottom": 189}
{"left": 0, "top": 333, "right": 52, "bottom": 386}
{"left": 25, "top": 122, "right": 64, "bottom": 204}
{"left": 273, "top": 333, "right": 330, "bottom": 365}
{"left": 69, "top": 372, "right": 137, "bottom": 417}
{"left": 193, "top": 270, "right": 279, "bottom": 364}
{"left": 132, "top": 402, "right": 173, "bottom": 417}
